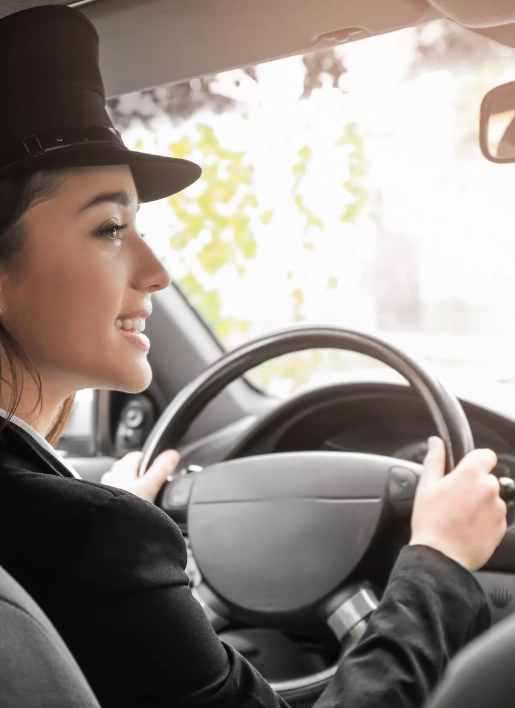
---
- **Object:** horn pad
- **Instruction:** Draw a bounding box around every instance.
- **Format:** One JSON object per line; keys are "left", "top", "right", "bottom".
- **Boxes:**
{"left": 188, "top": 452, "right": 388, "bottom": 621}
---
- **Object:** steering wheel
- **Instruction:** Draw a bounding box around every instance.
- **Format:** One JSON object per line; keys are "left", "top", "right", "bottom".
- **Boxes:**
{"left": 136, "top": 324, "right": 477, "bottom": 704}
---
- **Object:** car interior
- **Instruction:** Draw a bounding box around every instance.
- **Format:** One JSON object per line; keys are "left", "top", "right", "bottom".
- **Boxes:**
{"left": 5, "top": 0, "right": 515, "bottom": 707}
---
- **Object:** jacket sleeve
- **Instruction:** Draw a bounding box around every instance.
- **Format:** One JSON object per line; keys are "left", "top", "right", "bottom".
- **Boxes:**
{"left": 315, "top": 544, "right": 491, "bottom": 708}
{"left": 46, "top": 488, "right": 490, "bottom": 708}
{"left": 47, "top": 488, "right": 290, "bottom": 708}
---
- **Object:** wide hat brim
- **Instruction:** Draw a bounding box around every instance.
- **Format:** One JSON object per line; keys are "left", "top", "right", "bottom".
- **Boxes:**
{"left": 0, "top": 142, "right": 201, "bottom": 203}
{"left": 0, "top": 4, "right": 203, "bottom": 202}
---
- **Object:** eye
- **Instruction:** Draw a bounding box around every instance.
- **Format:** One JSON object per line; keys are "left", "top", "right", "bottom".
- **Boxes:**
{"left": 92, "top": 222, "right": 146, "bottom": 242}
{"left": 96, "top": 222, "right": 128, "bottom": 241}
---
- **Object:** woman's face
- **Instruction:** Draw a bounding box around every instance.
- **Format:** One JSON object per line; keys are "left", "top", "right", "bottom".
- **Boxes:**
{"left": 0, "top": 164, "right": 171, "bottom": 414}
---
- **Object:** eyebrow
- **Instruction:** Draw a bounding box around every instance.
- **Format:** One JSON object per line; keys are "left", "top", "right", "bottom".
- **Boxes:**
{"left": 78, "top": 190, "right": 141, "bottom": 213}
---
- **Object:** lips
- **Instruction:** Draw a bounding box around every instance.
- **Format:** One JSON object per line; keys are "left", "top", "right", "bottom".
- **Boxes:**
{"left": 117, "top": 305, "right": 152, "bottom": 320}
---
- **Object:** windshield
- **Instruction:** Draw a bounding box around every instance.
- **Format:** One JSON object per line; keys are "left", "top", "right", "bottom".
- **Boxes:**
{"left": 108, "top": 19, "right": 515, "bottom": 397}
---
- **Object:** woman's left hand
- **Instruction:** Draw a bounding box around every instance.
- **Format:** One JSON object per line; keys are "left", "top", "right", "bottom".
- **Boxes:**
{"left": 100, "top": 449, "right": 180, "bottom": 503}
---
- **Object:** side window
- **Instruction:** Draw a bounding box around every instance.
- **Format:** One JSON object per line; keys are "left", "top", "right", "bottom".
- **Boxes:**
{"left": 55, "top": 388, "right": 95, "bottom": 457}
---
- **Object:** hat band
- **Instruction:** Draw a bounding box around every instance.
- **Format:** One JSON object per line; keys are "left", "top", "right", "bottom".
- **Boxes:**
{"left": 0, "top": 125, "right": 127, "bottom": 170}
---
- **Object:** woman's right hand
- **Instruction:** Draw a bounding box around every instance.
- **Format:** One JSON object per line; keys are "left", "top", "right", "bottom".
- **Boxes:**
{"left": 409, "top": 436, "right": 508, "bottom": 572}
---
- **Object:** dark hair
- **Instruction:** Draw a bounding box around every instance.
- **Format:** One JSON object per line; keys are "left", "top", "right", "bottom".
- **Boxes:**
{"left": 0, "top": 169, "right": 75, "bottom": 446}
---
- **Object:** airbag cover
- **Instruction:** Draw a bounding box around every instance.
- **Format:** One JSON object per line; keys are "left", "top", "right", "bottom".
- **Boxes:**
{"left": 188, "top": 452, "right": 387, "bottom": 617}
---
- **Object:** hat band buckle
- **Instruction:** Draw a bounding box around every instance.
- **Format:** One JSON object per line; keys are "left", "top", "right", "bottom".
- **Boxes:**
{"left": 21, "top": 126, "right": 125, "bottom": 158}
{"left": 23, "top": 135, "right": 44, "bottom": 157}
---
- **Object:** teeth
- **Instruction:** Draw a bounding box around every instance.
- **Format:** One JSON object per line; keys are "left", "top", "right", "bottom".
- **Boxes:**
{"left": 115, "top": 317, "right": 145, "bottom": 332}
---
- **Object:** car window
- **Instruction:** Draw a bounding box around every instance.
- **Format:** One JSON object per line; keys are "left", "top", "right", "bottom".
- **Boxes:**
{"left": 107, "top": 19, "right": 515, "bottom": 397}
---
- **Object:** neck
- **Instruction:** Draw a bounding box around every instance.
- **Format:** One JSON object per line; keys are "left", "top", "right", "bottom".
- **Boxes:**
{"left": 0, "top": 376, "right": 70, "bottom": 439}
{"left": 0, "top": 350, "right": 80, "bottom": 438}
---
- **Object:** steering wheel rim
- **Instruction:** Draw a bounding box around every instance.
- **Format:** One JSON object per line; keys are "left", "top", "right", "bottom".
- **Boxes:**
{"left": 138, "top": 324, "right": 474, "bottom": 475}
{"left": 136, "top": 324, "right": 474, "bottom": 700}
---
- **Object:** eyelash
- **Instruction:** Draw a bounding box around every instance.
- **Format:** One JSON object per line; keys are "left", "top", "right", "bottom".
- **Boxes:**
{"left": 95, "top": 223, "right": 145, "bottom": 242}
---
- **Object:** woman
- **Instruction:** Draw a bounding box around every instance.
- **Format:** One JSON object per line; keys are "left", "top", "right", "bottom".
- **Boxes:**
{"left": 0, "top": 4, "right": 506, "bottom": 708}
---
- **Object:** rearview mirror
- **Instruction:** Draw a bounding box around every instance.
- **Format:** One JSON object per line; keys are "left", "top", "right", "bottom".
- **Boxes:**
{"left": 480, "top": 80, "right": 515, "bottom": 162}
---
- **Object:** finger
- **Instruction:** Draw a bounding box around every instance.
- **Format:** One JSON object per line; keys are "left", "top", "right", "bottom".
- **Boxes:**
{"left": 419, "top": 436, "right": 446, "bottom": 486}
{"left": 497, "top": 496, "right": 508, "bottom": 519}
{"left": 453, "top": 448, "right": 497, "bottom": 476}
{"left": 486, "top": 472, "right": 501, "bottom": 493}
{"left": 145, "top": 450, "right": 180, "bottom": 482}
{"left": 138, "top": 452, "right": 180, "bottom": 502}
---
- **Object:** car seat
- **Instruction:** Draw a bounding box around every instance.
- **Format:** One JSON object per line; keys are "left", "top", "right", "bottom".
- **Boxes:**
{"left": 425, "top": 608, "right": 515, "bottom": 708}
{"left": 0, "top": 562, "right": 100, "bottom": 707}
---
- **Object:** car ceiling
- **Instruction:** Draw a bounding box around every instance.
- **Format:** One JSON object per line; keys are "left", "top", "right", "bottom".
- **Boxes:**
{"left": 3, "top": 0, "right": 515, "bottom": 98}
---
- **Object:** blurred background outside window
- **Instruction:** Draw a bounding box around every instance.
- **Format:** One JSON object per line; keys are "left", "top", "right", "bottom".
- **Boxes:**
{"left": 102, "top": 20, "right": 515, "bottom": 397}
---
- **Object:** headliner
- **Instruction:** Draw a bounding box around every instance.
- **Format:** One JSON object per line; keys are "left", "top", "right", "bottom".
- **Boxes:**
{"left": 1, "top": 0, "right": 515, "bottom": 98}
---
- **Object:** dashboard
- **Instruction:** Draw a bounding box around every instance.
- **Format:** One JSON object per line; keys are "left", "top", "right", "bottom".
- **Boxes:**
{"left": 224, "top": 382, "right": 515, "bottom": 478}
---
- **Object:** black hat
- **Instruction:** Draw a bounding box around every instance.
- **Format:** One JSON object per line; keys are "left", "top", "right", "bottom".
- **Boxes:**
{"left": 0, "top": 4, "right": 202, "bottom": 202}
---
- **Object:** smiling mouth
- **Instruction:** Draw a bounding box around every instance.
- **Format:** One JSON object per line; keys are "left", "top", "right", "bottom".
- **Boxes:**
{"left": 116, "top": 326, "right": 150, "bottom": 350}
{"left": 114, "top": 317, "right": 145, "bottom": 333}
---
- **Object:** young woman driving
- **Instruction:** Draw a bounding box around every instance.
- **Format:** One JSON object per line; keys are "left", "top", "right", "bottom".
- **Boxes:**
{"left": 0, "top": 5, "right": 507, "bottom": 708}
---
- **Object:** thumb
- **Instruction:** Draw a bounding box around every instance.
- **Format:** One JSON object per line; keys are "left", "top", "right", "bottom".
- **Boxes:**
{"left": 419, "top": 436, "right": 446, "bottom": 487}
{"left": 145, "top": 450, "right": 180, "bottom": 483}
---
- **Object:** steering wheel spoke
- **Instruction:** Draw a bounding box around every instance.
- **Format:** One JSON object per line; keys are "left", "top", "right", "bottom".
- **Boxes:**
{"left": 319, "top": 582, "right": 379, "bottom": 643}
{"left": 157, "top": 469, "right": 198, "bottom": 531}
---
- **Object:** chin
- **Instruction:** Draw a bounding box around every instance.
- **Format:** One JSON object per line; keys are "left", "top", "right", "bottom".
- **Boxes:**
{"left": 95, "top": 360, "right": 152, "bottom": 394}
{"left": 121, "top": 364, "right": 152, "bottom": 393}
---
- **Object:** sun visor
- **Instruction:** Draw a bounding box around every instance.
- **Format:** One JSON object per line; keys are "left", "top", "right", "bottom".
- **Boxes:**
{"left": 427, "top": 0, "right": 515, "bottom": 29}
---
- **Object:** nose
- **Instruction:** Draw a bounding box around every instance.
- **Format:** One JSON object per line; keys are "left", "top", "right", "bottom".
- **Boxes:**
{"left": 134, "top": 232, "right": 172, "bottom": 292}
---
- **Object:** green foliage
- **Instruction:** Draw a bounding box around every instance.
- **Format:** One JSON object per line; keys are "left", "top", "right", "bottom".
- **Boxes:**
{"left": 294, "top": 194, "right": 324, "bottom": 233}
{"left": 178, "top": 273, "right": 249, "bottom": 341}
{"left": 249, "top": 349, "right": 386, "bottom": 395}
{"left": 165, "top": 117, "right": 369, "bottom": 392}
{"left": 292, "top": 145, "right": 313, "bottom": 189}
{"left": 250, "top": 350, "right": 322, "bottom": 392}
{"left": 260, "top": 209, "right": 274, "bottom": 225}
{"left": 168, "top": 127, "right": 257, "bottom": 277}
{"left": 286, "top": 122, "right": 368, "bottom": 323}
{"left": 292, "top": 146, "right": 325, "bottom": 237}
{"left": 167, "top": 125, "right": 260, "bottom": 337}
{"left": 291, "top": 288, "right": 305, "bottom": 322}
{"left": 338, "top": 122, "right": 368, "bottom": 223}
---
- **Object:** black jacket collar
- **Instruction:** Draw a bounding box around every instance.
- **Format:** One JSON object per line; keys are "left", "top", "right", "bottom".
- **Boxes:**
{"left": 0, "top": 422, "right": 76, "bottom": 478}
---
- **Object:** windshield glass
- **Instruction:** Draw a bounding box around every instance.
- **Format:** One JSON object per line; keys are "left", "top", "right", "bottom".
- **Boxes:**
{"left": 108, "top": 20, "right": 515, "bottom": 397}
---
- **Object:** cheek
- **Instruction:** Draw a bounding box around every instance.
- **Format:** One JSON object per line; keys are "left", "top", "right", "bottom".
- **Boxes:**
{"left": 54, "top": 250, "right": 126, "bottom": 327}
{"left": 9, "top": 247, "right": 125, "bottom": 356}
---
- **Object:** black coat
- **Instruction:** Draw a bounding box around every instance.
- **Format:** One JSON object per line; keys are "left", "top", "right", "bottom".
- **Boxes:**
{"left": 0, "top": 421, "right": 491, "bottom": 708}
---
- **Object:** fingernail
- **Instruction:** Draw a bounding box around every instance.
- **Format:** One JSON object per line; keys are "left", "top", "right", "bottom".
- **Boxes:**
{"left": 479, "top": 448, "right": 496, "bottom": 465}
{"left": 427, "top": 437, "right": 435, "bottom": 450}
